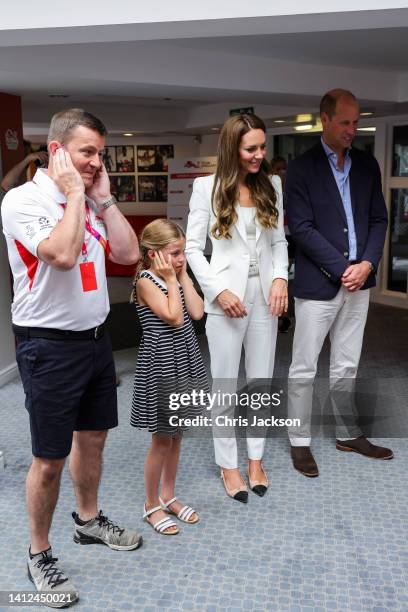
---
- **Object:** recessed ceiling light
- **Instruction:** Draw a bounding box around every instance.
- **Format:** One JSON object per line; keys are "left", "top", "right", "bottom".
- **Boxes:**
{"left": 123, "top": 133, "right": 134, "bottom": 137}
{"left": 357, "top": 127, "right": 376, "bottom": 132}
{"left": 360, "top": 112, "right": 373, "bottom": 116}
{"left": 274, "top": 119, "right": 285, "bottom": 124}
{"left": 294, "top": 124, "right": 313, "bottom": 131}
{"left": 211, "top": 127, "right": 220, "bottom": 131}
{"left": 296, "top": 114, "right": 312, "bottom": 123}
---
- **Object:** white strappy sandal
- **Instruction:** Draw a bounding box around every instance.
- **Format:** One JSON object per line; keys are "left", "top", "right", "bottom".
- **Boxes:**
{"left": 143, "top": 504, "right": 179, "bottom": 535}
{"left": 159, "top": 496, "right": 199, "bottom": 524}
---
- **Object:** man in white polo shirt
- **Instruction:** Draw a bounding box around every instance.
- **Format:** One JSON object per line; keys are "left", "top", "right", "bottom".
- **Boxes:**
{"left": 1, "top": 109, "right": 142, "bottom": 606}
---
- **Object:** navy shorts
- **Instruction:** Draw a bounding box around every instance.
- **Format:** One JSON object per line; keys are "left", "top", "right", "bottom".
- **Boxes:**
{"left": 16, "top": 332, "right": 118, "bottom": 459}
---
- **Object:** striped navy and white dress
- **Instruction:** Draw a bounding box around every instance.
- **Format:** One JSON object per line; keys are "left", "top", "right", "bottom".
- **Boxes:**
{"left": 131, "top": 270, "right": 208, "bottom": 435}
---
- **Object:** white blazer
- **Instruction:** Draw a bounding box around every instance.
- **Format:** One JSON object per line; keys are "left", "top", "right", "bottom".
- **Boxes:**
{"left": 185, "top": 174, "right": 288, "bottom": 315}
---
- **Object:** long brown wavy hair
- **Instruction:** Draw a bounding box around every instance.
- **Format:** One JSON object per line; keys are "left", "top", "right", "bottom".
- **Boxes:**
{"left": 211, "top": 113, "right": 278, "bottom": 239}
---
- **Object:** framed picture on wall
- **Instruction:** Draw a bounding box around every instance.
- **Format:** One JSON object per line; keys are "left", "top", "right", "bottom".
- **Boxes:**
{"left": 138, "top": 175, "right": 157, "bottom": 201}
{"left": 137, "top": 146, "right": 156, "bottom": 172}
{"left": 155, "top": 145, "right": 174, "bottom": 172}
{"left": 138, "top": 175, "right": 168, "bottom": 202}
{"left": 137, "top": 145, "right": 174, "bottom": 172}
{"left": 116, "top": 145, "right": 135, "bottom": 172}
{"left": 102, "top": 146, "right": 117, "bottom": 172}
{"left": 109, "top": 175, "right": 136, "bottom": 202}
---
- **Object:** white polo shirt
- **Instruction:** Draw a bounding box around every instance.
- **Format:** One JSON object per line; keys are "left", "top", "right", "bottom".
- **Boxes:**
{"left": 1, "top": 169, "right": 110, "bottom": 330}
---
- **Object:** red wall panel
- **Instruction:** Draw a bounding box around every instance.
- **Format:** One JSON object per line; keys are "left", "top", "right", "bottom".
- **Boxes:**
{"left": 105, "top": 214, "right": 161, "bottom": 276}
{"left": 0, "top": 92, "right": 24, "bottom": 176}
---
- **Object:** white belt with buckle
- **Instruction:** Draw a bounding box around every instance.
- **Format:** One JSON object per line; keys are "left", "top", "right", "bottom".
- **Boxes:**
{"left": 248, "top": 261, "right": 259, "bottom": 277}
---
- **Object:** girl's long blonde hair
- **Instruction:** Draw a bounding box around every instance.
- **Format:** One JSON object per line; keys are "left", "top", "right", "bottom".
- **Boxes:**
{"left": 131, "top": 219, "right": 185, "bottom": 303}
{"left": 211, "top": 113, "right": 278, "bottom": 239}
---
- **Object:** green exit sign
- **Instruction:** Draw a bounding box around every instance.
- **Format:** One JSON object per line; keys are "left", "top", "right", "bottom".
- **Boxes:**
{"left": 229, "top": 107, "right": 255, "bottom": 116}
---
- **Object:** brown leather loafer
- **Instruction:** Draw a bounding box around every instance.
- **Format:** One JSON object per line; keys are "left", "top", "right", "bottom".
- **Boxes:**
{"left": 290, "top": 446, "right": 319, "bottom": 477}
{"left": 336, "top": 436, "right": 394, "bottom": 460}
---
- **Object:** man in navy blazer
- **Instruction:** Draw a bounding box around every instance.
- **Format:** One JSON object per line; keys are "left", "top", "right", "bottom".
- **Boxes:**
{"left": 285, "top": 89, "right": 393, "bottom": 477}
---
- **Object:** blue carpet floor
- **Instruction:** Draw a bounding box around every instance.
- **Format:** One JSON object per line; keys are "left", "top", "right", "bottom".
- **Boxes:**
{"left": 0, "top": 303, "right": 407, "bottom": 611}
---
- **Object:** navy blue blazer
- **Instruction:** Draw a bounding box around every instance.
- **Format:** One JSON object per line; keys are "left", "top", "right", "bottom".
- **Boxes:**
{"left": 285, "top": 142, "right": 388, "bottom": 300}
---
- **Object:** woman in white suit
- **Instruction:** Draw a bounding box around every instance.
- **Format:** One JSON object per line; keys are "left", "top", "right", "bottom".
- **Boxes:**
{"left": 186, "top": 114, "right": 288, "bottom": 503}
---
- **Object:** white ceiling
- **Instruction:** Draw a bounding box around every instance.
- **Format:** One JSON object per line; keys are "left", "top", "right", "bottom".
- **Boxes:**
{"left": 164, "top": 28, "right": 408, "bottom": 72}
{"left": 2, "top": 7, "right": 408, "bottom": 138}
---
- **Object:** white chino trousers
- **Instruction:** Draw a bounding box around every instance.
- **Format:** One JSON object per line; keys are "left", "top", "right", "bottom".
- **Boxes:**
{"left": 287, "top": 285, "right": 370, "bottom": 446}
{"left": 206, "top": 276, "right": 278, "bottom": 469}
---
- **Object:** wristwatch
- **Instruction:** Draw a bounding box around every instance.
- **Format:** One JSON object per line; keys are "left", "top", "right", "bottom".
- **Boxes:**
{"left": 99, "top": 194, "right": 117, "bottom": 210}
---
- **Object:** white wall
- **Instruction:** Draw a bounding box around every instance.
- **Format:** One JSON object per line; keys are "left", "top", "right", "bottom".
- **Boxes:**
{"left": 198, "top": 135, "right": 218, "bottom": 158}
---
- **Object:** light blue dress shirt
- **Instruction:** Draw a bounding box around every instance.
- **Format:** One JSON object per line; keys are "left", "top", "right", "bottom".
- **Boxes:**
{"left": 321, "top": 137, "right": 357, "bottom": 261}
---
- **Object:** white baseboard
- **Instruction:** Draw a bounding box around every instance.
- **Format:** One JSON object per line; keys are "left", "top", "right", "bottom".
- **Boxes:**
{"left": 0, "top": 362, "right": 18, "bottom": 387}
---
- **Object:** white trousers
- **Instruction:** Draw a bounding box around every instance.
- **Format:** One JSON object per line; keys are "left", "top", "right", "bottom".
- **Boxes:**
{"left": 288, "top": 285, "right": 370, "bottom": 446}
{"left": 206, "top": 276, "right": 278, "bottom": 469}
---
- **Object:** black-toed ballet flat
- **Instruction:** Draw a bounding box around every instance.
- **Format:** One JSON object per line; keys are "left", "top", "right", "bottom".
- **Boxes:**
{"left": 220, "top": 469, "right": 248, "bottom": 503}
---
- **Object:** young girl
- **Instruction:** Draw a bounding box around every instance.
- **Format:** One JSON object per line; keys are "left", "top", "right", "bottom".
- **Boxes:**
{"left": 131, "top": 219, "right": 208, "bottom": 535}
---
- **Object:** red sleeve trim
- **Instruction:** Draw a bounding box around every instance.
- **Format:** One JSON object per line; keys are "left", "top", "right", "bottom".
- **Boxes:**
{"left": 15, "top": 240, "right": 39, "bottom": 290}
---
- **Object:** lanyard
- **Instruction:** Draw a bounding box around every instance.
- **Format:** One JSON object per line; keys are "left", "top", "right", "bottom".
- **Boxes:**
{"left": 61, "top": 202, "right": 111, "bottom": 259}
{"left": 83, "top": 203, "right": 110, "bottom": 257}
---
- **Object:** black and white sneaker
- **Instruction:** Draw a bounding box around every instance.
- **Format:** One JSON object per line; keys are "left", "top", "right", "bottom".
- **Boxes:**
{"left": 27, "top": 548, "right": 78, "bottom": 608}
{"left": 72, "top": 510, "right": 143, "bottom": 551}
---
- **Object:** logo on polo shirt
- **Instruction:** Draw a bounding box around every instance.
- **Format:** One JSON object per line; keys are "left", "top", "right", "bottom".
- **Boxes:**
{"left": 38, "top": 216, "right": 52, "bottom": 230}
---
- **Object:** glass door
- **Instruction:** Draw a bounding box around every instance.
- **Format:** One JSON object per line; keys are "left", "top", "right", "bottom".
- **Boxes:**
{"left": 388, "top": 126, "right": 408, "bottom": 294}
